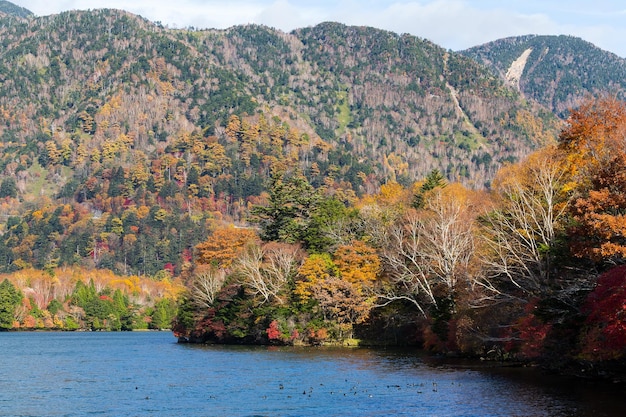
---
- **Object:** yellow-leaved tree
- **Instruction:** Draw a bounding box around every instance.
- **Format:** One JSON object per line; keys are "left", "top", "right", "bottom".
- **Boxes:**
{"left": 194, "top": 226, "right": 258, "bottom": 269}
{"left": 333, "top": 240, "right": 381, "bottom": 293}
{"left": 558, "top": 96, "right": 626, "bottom": 262}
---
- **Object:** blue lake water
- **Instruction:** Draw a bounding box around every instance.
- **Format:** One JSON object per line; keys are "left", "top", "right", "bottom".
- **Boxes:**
{"left": 0, "top": 331, "right": 624, "bottom": 416}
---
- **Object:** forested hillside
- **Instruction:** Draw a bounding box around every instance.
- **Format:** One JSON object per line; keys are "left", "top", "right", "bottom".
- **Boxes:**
{"left": 0, "top": 0, "right": 31, "bottom": 18}
{"left": 461, "top": 35, "right": 626, "bottom": 117}
{"left": 0, "top": 9, "right": 560, "bottom": 278}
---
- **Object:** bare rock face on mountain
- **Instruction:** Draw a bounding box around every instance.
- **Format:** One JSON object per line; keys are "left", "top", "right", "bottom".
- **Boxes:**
{"left": 505, "top": 48, "right": 532, "bottom": 91}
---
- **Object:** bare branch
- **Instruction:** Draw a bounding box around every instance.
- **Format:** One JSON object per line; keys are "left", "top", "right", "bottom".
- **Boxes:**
{"left": 190, "top": 266, "right": 227, "bottom": 308}
{"left": 480, "top": 146, "right": 572, "bottom": 295}
{"left": 235, "top": 243, "right": 302, "bottom": 305}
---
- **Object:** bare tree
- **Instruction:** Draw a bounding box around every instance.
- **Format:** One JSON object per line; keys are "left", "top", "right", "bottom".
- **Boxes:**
{"left": 190, "top": 266, "right": 227, "bottom": 309}
{"left": 322, "top": 215, "right": 364, "bottom": 248}
{"left": 417, "top": 189, "right": 476, "bottom": 290}
{"left": 479, "top": 146, "right": 571, "bottom": 295}
{"left": 378, "top": 186, "right": 479, "bottom": 316}
{"left": 235, "top": 243, "right": 302, "bottom": 305}
{"left": 379, "top": 211, "right": 435, "bottom": 316}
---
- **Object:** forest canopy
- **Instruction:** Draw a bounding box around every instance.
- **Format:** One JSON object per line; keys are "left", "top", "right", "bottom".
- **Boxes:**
{"left": 166, "top": 97, "right": 626, "bottom": 373}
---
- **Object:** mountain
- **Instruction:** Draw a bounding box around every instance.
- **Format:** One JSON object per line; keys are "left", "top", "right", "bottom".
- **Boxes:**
{"left": 460, "top": 35, "right": 626, "bottom": 118}
{"left": 0, "top": 9, "right": 561, "bottom": 275}
{"left": 0, "top": 11, "right": 558, "bottom": 192}
{"left": 0, "top": 0, "right": 32, "bottom": 18}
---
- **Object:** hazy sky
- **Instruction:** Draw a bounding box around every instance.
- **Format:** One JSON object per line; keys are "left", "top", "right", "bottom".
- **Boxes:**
{"left": 11, "top": 0, "right": 626, "bottom": 57}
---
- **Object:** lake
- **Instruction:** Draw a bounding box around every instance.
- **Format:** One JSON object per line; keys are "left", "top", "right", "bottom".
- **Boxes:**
{"left": 0, "top": 332, "right": 624, "bottom": 416}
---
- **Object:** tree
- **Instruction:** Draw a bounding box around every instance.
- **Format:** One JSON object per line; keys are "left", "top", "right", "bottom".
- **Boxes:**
{"left": 0, "top": 279, "right": 23, "bottom": 329}
{"left": 295, "top": 252, "right": 372, "bottom": 336}
{"left": 0, "top": 178, "right": 18, "bottom": 199}
{"left": 559, "top": 97, "right": 626, "bottom": 262}
{"left": 579, "top": 265, "right": 626, "bottom": 360}
{"left": 189, "top": 265, "right": 227, "bottom": 308}
{"left": 480, "top": 146, "right": 571, "bottom": 295}
{"left": 379, "top": 184, "right": 481, "bottom": 316}
{"left": 234, "top": 242, "right": 302, "bottom": 305}
{"left": 24, "top": 271, "right": 55, "bottom": 310}
{"left": 569, "top": 168, "right": 626, "bottom": 261}
{"left": 195, "top": 226, "right": 258, "bottom": 269}
{"left": 250, "top": 170, "right": 318, "bottom": 244}
{"left": 412, "top": 169, "right": 446, "bottom": 209}
{"left": 310, "top": 277, "right": 370, "bottom": 337}
{"left": 151, "top": 298, "right": 177, "bottom": 330}
{"left": 295, "top": 253, "right": 336, "bottom": 303}
{"left": 333, "top": 240, "right": 381, "bottom": 293}
{"left": 302, "top": 197, "right": 358, "bottom": 253}
{"left": 559, "top": 96, "right": 626, "bottom": 172}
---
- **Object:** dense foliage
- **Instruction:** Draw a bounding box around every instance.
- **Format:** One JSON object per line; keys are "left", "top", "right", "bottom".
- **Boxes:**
{"left": 0, "top": 9, "right": 563, "bottom": 283}
{"left": 170, "top": 97, "right": 626, "bottom": 381}
{"left": 0, "top": 266, "right": 181, "bottom": 330}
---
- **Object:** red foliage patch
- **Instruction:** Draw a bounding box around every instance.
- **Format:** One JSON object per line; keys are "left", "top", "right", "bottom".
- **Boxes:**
{"left": 580, "top": 265, "right": 626, "bottom": 360}
{"left": 182, "top": 248, "right": 193, "bottom": 263}
{"left": 163, "top": 263, "right": 176, "bottom": 276}
{"left": 514, "top": 314, "right": 551, "bottom": 359}
{"left": 290, "top": 329, "right": 299, "bottom": 341}
{"left": 502, "top": 300, "right": 551, "bottom": 359}
{"left": 266, "top": 320, "right": 281, "bottom": 340}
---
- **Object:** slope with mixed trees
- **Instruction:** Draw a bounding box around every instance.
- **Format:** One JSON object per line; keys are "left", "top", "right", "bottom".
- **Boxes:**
{"left": 0, "top": 0, "right": 32, "bottom": 18}
{"left": 0, "top": 10, "right": 559, "bottom": 194}
{"left": 461, "top": 35, "right": 626, "bottom": 118}
{"left": 174, "top": 96, "right": 626, "bottom": 382}
{"left": 0, "top": 9, "right": 561, "bottom": 277}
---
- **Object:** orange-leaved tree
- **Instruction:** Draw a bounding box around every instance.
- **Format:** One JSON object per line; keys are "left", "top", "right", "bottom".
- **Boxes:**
{"left": 294, "top": 253, "right": 336, "bottom": 303}
{"left": 194, "top": 226, "right": 258, "bottom": 269}
{"left": 559, "top": 96, "right": 626, "bottom": 262}
{"left": 333, "top": 240, "right": 381, "bottom": 294}
{"left": 295, "top": 249, "right": 374, "bottom": 332}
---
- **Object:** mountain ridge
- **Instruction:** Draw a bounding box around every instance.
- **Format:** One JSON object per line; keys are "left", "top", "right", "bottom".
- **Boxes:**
{"left": 0, "top": 0, "right": 31, "bottom": 18}
{"left": 460, "top": 34, "right": 626, "bottom": 117}
{"left": 0, "top": 10, "right": 560, "bottom": 191}
{"left": 0, "top": 5, "right": 621, "bottom": 277}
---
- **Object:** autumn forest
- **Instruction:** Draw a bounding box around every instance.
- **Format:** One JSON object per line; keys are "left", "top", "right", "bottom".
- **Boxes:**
{"left": 0, "top": 5, "right": 626, "bottom": 380}
{"left": 172, "top": 97, "right": 626, "bottom": 368}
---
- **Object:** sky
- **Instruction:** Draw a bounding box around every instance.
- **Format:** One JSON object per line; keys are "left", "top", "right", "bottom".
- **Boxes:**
{"left": 10, "top": 0, "right": 626, "bottom": 57}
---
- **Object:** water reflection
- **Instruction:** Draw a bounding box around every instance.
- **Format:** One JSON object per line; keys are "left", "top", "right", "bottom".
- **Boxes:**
{"left": 375, "top": 348, "right": 626, "bottom": 417}
{"left": 180, "top": 343, "right": 626, "bottom": 417}
{"left": 1, "top": 333, "right": 624, "bottom": 417}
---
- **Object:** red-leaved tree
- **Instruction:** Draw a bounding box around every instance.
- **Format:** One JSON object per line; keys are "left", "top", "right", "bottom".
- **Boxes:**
{"left": 580, "top": 265, "right": 626, "bottom": 360}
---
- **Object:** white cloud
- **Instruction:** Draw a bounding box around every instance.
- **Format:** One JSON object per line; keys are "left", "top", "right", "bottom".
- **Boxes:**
{"left": 328, "top": 1, "right": 559, "bottom": 50}
{"left": 253, "top": 0, "right": 319, "bottom": 31}
{"left": 8, "top": 0, "right": 626, "bottom": 56}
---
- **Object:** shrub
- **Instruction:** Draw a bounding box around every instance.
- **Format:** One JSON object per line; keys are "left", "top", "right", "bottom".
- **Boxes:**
{"left": 580, "top": 266, "right": 626, "bottom": 360}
